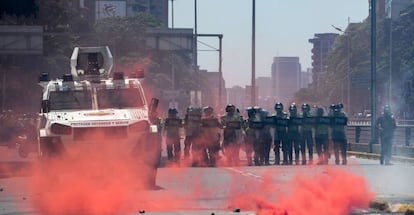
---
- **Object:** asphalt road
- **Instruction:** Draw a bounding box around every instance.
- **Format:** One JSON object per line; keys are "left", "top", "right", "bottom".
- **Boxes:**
{"left": 0, "top": 147, "right": 413, "bottom": 215}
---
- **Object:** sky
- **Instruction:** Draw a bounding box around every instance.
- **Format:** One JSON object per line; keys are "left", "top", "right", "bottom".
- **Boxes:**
{"left": 169, "top": 0, "right": 369, "bottom": 88}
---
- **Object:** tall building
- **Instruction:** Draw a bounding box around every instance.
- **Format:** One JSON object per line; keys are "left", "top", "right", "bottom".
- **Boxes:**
{"left": 271, "top": 57, "right": 301, "bottom": 105}
{"left": 301, "top": 68, "right": 313, "bottom": 89}
{"left": 308, "top": 33, "right": 339, "bottom": 92}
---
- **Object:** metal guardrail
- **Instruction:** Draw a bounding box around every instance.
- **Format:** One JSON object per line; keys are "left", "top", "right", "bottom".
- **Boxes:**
{"left": 346, "top": 119, "right": 414, "bottom": 158}
{"left": 347, "top": 119, "right": 414, "bottom": 146}
{"left": 347, "top": 119, "right": 414, "bottom": 127}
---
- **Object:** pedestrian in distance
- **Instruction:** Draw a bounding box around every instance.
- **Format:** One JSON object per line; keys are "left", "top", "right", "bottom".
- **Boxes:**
{"left": 376, "top": 105, "right": 397, "bottom": 165}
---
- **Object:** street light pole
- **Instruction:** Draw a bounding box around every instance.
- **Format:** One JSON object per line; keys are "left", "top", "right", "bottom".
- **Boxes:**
{"left": 388, "top": 17, "right": 392, "bottom": 104}
{"left": 370, "top": 0, "right": 377, "bottom": 153}
{"left": 346, "top": 17, "right": 351, "bottom": 115}
{"left": 194, "top": 0, "right": 198, "bottom": 70}
{"left": 170, "top": 0, "right": 175, "bottom": 28}
{"left": 251, "top": 0, "right": 256, "bottom": 106}
{"left": 332, "top": 20, "right": 351, "bottom": 114}
{"left": 219, "top": 35, "right": 223, "bottom": 110}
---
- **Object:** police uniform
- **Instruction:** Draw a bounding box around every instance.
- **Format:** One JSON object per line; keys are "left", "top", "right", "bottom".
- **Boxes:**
{"left": 198, "top": 106, "right": 221, "bottom": 167}
{"left": 221, "top": 104, "right": 244, "bottom": 166}
{"left": 273, "top": 102, "right": 288, "bottom": 165}
{"left": 329, "top": 103, "right": 348, "bottom": 165}
{"left": 301, "top": 103, "right": 314, "bottom": 165}
{"left": 376, "top": 105, "right": 397, "bottom": 165}
{"left": 164, "top": 108, "right": 183, "bottom": 163}
{"left": 183, "top": 106, "right": 201, "bottom": 159}
{"left": 314, "top": 107, "right": 330, "bottom": 164}
{"left": 287, "top": 104, "right": 303, "bottom": 165}
{"left": 260, "top": 109, "right": 273, "bottom": 165}
{"left": 244, "top": 107, "right": 256, "bottom": 166}
{"left": 246, "top": 106, "right": 267, "bottom": 166}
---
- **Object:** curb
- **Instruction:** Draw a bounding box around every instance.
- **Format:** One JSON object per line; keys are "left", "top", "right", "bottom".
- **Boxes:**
{"left": 347, "top": 151, "right": 414, "bottom": 163}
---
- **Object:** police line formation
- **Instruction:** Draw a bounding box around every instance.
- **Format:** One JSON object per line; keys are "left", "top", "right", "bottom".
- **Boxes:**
{"left": 161, "top": 102, "right": 350, "bottom": 167}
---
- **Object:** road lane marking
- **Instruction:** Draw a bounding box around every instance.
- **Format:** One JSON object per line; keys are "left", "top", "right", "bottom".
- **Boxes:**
{"left": 225, "top": 167, "right": 263, "bottom": 181}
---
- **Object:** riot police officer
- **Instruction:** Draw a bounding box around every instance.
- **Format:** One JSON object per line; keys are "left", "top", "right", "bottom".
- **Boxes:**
{"left": 164, "top": 107, "right": 183, "bottom": 163}
{"left": 183, "top": 106, "right": 201, "bottom": 160}
{"left": 329, "top": 103, "right": 348, "bottom": 165}
{"left": 221, "top": 104, "right": 244, "bottom": 166}
{"left": 273, "top": 102, "right": 288, "bottom": 165}
{"left": 198, "top": 106, "right": 221, "bottom": 167}
{"left": 244, "top": 107, "right": 256, "bottom": 166}
{"left": 287, "top": 103, "right": 303, "bottom": 165}
{"left": 376, "top": 105, "right": 397, "bottom": 165}
{"left": 246, "top": 106, "right": 267, "bottom": 166}
{"left": 301, "top": 103, "right": 314, "bottom": 165}
{"left": 260, "top": 108, "right": 273, "bottom": 165}
{"left": 315, "top": 107, "right": 330, "bottom": 164}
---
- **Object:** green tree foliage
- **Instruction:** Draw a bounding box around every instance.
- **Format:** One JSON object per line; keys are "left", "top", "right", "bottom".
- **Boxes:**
{"left": 317, "top": 3, "right": 414, "bottom": 116}
{"left": 92, "top": 13, "right": 199, "bottom": 108}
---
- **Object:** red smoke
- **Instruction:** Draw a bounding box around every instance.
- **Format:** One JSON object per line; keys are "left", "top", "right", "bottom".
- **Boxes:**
{"left": 229, "top": 167, "right": 375, "bottom": 215}
{"left": 30, "top": 142, "right": 156, "bottom": 215}
{"left": 25, "top": 138, "right": 374, "bottom": 215}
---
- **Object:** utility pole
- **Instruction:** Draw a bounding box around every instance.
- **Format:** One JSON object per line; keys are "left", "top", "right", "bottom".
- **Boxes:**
{"left": 388, "top": 17, "right": 393, "bottom": 104}
{"left": 370, "top": 0, "right": 377, "bottom": 153}
{"left": 219, "top": 35, "right": 223, "bottom": 110}
{"left": 194, "top": 0, "right": 198, "bottom": 70}
{"left": 170, "top": 0, "right": 175, "bottom": 28}
{"left": 251, "top": 0, "right": 256, "bottom": 106}
{"left": 347, "top": 17, "right": 351, "bottom": 115}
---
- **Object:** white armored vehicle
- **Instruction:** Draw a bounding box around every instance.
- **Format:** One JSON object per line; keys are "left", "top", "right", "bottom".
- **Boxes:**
{"left": 37, "top": 46, "right": 161, "bottom": 186}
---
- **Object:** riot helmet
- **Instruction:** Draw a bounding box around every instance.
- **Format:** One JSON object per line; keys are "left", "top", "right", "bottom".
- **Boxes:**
{"left": 246, "top": 107, "right": 255, "bottom": 118}
{"left": 289, "top": 103, "right": 297, "bottom": 111}
{"left": 329, "top": 103, "right": 338, "bottom": 114}
{"left": 329, "top": 103, "right": 336, "bottom": 111}
{"left": 203, "top": 106, "right": 214, "bottom": 116}
{"left": 253, "top": 106, "right": 262, "bottom": 113}
{"left": 225, "top": 104, "right": 236, "bottom": 114}
{"left": 274, "top": 102, "right": 284, "bottom": 111}
{"left": 302, "top": 103, "right": 310, "bottom": 112}
{"left": 383, "top": 105, "right": 391, "bottom": 116}
{"left": 289, "top": 103, "right": 297, "bottom": 115}
{"left": 186, "top": 106, "right": 193, "bottom": 114}
{"left": 168, "top": 107, "right": 178, "bottom": 117}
